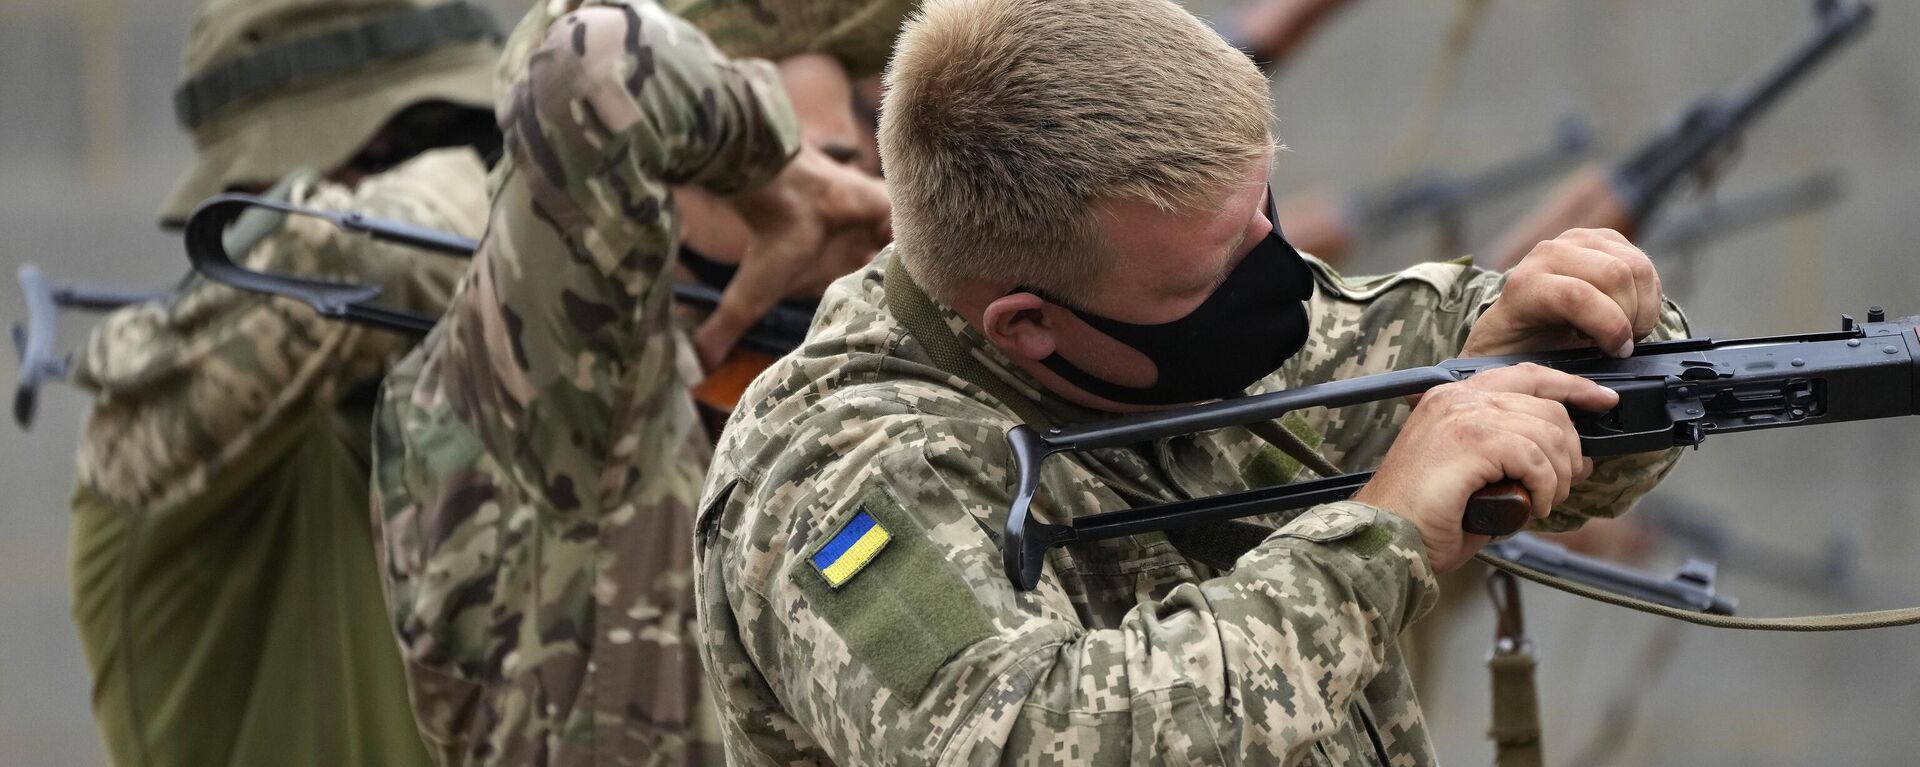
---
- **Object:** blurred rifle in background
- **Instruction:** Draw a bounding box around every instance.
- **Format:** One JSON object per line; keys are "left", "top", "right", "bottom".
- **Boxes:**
{"left": 1486, "top": 0, "right": 1872, "bottom": 269}
{"left": 1638, "top": 493, "right": 1858, "bottom": 601}
{"left": 1642, "top": 170, "right": 1847, "bottom": 295}
{"left": 1278, "top": 116, "right": 1593, "bottom": 263}
{"left": 11, "top": 264, "right": 167, "bottom": 428}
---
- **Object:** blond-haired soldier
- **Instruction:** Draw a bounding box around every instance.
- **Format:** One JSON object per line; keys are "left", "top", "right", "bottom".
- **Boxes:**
{"left": 68, "top": 2, "right": 500, "bottom": 766}
{"left": 694, "top": 0, "right": 1687, "bottom": 763}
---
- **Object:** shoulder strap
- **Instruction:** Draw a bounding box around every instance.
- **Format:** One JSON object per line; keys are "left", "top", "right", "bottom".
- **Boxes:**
{"left": 884, "top": 257, "right": 1055, "bottom": 430}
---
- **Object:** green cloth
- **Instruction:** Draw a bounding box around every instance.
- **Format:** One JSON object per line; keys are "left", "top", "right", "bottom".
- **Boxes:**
{"left": 69, "top": 404, "right": 432, "bottom": 767}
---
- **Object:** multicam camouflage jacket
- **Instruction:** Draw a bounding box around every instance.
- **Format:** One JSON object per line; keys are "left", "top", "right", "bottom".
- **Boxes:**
{"left": 695, "top": 251, "right": 1688, "bottom": 765}
{"left": 372, "top": 2, "right": 799, "bottom": 765}
{"left": 664, "top": 0, "right": 919, "bottom": 77}
{"left": 74, "top": 147, "right": 486, "bottom": 511}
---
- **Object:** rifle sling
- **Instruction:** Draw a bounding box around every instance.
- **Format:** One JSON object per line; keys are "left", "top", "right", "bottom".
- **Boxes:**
{"left": 884, "top": 257, "right": 1055, "bottom": 431}
{"left": 1477, "top": 551, "right": 1920, "bottom": 631}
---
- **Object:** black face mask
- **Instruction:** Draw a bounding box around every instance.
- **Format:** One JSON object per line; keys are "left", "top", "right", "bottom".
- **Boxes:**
{"left": 1020, "top": 191, "right": 1315, "bottom": 406}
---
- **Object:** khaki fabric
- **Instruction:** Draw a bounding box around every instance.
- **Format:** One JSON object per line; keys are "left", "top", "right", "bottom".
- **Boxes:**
{"left": 71, "top": 406, "right": 428, "bottom": 767}
{"left": 71, "top": 148, "right": 489, "bottom": 767}
{"left": 160, "top": 0, "right": 499, "bottom": 223}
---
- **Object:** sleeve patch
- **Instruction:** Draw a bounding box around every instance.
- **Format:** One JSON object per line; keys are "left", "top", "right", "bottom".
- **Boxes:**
{"left": 792, "top": 486, "right": 996, "bottom": 700}
{"left": 810, "top": 509, "right": 892, "bottom": 589}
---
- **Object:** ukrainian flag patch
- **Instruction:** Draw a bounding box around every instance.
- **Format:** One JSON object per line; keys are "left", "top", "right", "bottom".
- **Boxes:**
{"left": 811, "top": 508, "right": 892, "bottom": 589}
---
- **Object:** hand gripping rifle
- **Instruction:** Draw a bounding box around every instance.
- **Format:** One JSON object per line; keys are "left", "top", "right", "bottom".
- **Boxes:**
{"left": 1486, "top": 0, "right": 1873, "bottom": 269}
{"left": 12, "top": 265, "right": 169, "bottom": 428}
{"left": 1001, "top": 308, "right": 1920, "bottom": 592}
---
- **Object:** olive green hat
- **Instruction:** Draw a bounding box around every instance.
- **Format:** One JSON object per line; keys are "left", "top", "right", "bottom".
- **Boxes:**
{"left": 159, "top": 0, "right": 501, "bottom": 226}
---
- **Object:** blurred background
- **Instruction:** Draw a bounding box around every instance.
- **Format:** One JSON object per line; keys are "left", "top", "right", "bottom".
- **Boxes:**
{"left": 2, "top": 0, "right": 1917, "bottom": 764}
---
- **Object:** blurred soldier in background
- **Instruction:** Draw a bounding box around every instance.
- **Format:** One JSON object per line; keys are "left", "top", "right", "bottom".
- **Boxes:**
{"left": 65, "top": 1, "right": 502, "bottom": 766}
{"left": 370, "top": 1, "right": 893, "bottom": 765}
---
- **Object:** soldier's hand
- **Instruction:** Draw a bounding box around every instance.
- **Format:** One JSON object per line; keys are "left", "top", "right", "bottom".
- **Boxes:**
{"left": 1463, "top": 228, "right": 1663, "bottom": 359}
{"left": 693, "top": 146, "right": 891, "bottom": 368}
{"left": 1353, "top": 364, "right": 1618, "bottom": 572}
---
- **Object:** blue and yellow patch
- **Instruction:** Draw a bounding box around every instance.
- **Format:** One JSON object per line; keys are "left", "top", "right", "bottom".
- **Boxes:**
{"left": 811, "top": 509, "right": 892, "bottom": 589}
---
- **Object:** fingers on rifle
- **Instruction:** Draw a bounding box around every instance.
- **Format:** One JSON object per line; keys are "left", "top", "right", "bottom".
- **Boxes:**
{"left": 1522, "top": 273, "right": 1638, "bottom": 358}
{"left": 1489, "top": 392, "right": 1582, "bottom": 502}
{"left": 1485, "top": 429, "right": 1562, "bottom": 519}
{"left": 699, "top": 252, "right": 795, "bottom": 360}
{"left": 1469, "top": 362, "right": 1619, "bottom": 411}
{"left": 1566, "top": 228, "right": 1664, "bottom": 338}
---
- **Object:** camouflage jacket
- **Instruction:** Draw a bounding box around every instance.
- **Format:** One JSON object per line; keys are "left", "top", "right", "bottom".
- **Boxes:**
{"left": 695, "top": 251, "right": 1688, "bottom": 765}
{"left": 74, "top": 147, "right": 486, "bottom": 511}
{"left": 664, "top": 0, "right": 919, "bottom": 77}
{"left": 372, "top": 3, "right": 798, "bottom": 765}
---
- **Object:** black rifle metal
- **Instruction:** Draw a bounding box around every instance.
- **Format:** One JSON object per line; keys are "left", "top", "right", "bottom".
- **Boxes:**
{"left": 1609, "top": 0, "right": 1872, "bottom": 224}
{"left": 1001, "top": 310, "right": 1920, "bottom": 590}
{"left": 1354, "top": 115, "right": 1592, "bottom": 246}
{"left": 1485, "top": 533, "right": 1736, "bottom": 615}
{"left": 12, "top": 264, "right": 171, "bottom": 428}
{"left": 183, "top": 194, "right": 813, "bottom": 354}
{"left": 1637, "top": 493, "right": 1856, "bottom": 600}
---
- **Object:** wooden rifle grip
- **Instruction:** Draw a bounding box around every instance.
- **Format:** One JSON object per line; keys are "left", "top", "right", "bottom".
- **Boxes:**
{"left": 1463, "top": 481, "right": 1533, "bottom": 537}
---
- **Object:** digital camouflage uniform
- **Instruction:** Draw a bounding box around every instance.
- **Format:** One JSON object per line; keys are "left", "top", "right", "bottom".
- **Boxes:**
{"left": 70, "top": 147, "right": 489, "bottom": 767}
{"left": 371, "top": 2, "right": 799, "bottom": 764}
{"left": 694, "top": 251, "right": 1688, "bottom": 765}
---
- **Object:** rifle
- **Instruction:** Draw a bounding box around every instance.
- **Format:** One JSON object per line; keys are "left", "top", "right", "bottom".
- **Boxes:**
{"left": 11, "top": 265, "right": 170, "bottom": 428}
{"left": 7, "top": 195, "right": 818, "bottom": 429}
{"left": 1638, "top": 493, "right": 1857, "bottom": 600}
{"left": 1485, "top": 0, "right": 1872, "bottom": 270}
{"left": 1279, "top": 116, "right": 1593, "bottom": 263}
{"left": 182, "top": 194, "right": 814, "bottom": 354}
{"left": 1000, "top": 307, "right": 1919, "bottom": 591}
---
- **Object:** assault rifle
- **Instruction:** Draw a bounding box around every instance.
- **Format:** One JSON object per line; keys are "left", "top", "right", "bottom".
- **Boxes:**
{"left": 7, "top": 194, "right": 814, "bottom": 428}
{"left": 1279, "top": 116, "right": 1593, "bottom": 262}
{"left": 1486, "top": 0, "right": 1873, "bottom": 269}
{"left": 181, "top": 194, "right": 814, "bottom": 353}
{"left": 1001, "top": 307, "right": 1920, "bottom": 590}
{"left": 11, "top": 265, "right": 169, "bottom": 428}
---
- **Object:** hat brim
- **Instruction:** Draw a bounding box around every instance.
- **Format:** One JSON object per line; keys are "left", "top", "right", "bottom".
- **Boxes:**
{"left": 158, "top": 40, "right": 498, "bottom": 227}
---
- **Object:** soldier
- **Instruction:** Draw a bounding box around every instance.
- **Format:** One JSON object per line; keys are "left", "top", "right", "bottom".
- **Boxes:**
{"left": 693, "top": 0, "right": 1688, "bottom": 763}
{"left": 369, "top": 2, "right": 890, "bottom": 764}
{"left": 67, "top": 1, "right": 503, "bottom": 766}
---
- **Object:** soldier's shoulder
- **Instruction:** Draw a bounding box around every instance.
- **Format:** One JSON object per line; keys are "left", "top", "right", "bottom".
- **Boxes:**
{"left": 1304, "top": 254, "right": 1491, "bottom": 308}
{"left": 299, "top": 148, "right": 491, "bottom": 238}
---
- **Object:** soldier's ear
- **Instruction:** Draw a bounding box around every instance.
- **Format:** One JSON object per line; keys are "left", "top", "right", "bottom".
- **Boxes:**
{"left": 981, "top": 292, "right": 1058, "bottom": 363}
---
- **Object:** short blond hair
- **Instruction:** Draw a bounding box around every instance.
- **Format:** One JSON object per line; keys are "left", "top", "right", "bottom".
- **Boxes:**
{"left": 880, "top": 0, "right": 1274, "bottom": 303}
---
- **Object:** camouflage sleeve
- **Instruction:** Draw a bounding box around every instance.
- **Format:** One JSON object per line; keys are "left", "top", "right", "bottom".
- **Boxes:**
{"left": 662, "top": 0, "right": 919, "bottom": 77}
{"left": 408, "top": 0, "right": 797, "bottom": 485}
{"left": 373, "top": 3, "right": 796, "bottom": 761}
{"left": 701, "top": 403, "right": 1436, "bottom": 764}
{"left": 1278, "top": 256, "right": 1690, "bottom": 530}
{"left": 70, "top": 148, "right": 485, "bottom": 509}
